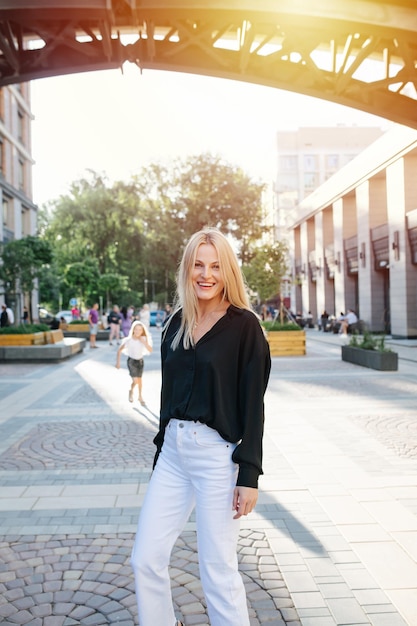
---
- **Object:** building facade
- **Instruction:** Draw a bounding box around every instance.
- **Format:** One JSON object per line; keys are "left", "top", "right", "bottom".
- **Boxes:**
{"left": 274, "top": 126, "right": 384, "bottom": 241}
{"left": 289, "top": 125, "right": 417, "bottom": 339}
{"left": 0, "top": 83, "right": 38, "bottom": 321}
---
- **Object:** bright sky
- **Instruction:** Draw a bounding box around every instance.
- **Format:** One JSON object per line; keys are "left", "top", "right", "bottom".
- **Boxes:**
{"left": 30, "top": 64, "right": 389, "bottom": 208}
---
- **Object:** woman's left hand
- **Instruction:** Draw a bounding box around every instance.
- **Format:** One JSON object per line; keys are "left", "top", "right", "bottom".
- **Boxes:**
{"left": 232, "top": 486, "right": 258, "bottom": 519}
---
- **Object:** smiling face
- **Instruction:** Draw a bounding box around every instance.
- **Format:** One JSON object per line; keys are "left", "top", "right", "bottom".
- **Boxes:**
{"left": 192, "top": 243, "right": 225, "bottom": 304}
{"left": 132, "top": 323, "right": 144, "bottom": 338}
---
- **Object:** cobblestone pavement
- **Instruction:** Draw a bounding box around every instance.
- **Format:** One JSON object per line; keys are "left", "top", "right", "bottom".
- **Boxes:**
{"left": 1, "top": 329, "right": 417, "bottom": 625}
{"left": 0, "top": 529, "right": 296, "bottom": 626}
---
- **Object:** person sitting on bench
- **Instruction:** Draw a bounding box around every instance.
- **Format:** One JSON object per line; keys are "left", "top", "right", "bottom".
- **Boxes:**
{"left": 340, "top": 309, "right": 358, "bottom": 335}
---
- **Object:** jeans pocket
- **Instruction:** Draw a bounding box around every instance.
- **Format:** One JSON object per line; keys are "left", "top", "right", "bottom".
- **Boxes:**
{"left": 193, "top": 424, "right": 229, "bottom": 449}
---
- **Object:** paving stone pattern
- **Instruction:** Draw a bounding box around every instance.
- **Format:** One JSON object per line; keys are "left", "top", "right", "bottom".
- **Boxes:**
{"left": 0, "top": 530, "right": 297, "bottom": 626}
{"left": 0, "top": 421, "right": 156, "bottom": 471}
{"left": 0, "top": 341, "right": 300, "bottom": 625}
{"left": 350, "top": 413, "right": 417, "bottom": 459}
{"left": 1, "top": 331, "right": 417, "bottom": 625}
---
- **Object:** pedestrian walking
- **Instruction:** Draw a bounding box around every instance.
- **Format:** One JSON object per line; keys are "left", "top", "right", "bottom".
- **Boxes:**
{"left": 139, "top": 303, "right": 150, "bottom": 328}
{"left": 120, "top": 305, "right": 133, "bottom": 338}
{"left": 115, "top": 320, "right": 152, "bottom": 404}
{"left": 108, "top": 305, "right": 122, "bottom": 345}
{"left": 71, "top": 305, "right": 80, "bottom": 320}
{"left": 88, "top": 303, "right": 99, "bottom": 349}
{"left": 1, "top": 304, "right": 9, "bottom": 328}
{"left": 5, "top": 304, "right": 14, "bottom": 325}
{"left": 130, "top": 227, "right": 271, "bottom": 626}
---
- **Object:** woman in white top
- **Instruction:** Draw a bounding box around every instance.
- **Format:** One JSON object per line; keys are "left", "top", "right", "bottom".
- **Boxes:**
{"left": 116, "top": 320, "right": 153, "bottom": 404}
{"left": 139, "top": 303, "right": 151, "bottom": 328}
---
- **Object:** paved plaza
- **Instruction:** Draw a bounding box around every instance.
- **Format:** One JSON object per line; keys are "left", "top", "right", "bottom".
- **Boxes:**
{"left": 0, "top": 328, "right": 416, "bottom": 626}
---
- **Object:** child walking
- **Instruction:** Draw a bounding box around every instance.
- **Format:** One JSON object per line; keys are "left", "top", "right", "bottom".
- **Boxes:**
{"left": 115, "top": 320, "right": 153, "bottom": 404}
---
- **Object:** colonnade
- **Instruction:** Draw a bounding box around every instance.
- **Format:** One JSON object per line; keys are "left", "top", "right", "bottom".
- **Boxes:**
{"left": 290, "top": 126, "right": 417, "bottom": 339}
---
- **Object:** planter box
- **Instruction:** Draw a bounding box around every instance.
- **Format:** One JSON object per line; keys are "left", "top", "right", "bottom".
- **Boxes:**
{"left": 266, "top": 330, "right": 306, "bottom": 356}
{"left": 0, "top": 332, "right": 45, "bottom": 346}
{"left": 67, "top": 323, "right": 90, "bottom": 332}
{"left": 341, "top": 345, "right": 398, "bottom": 371}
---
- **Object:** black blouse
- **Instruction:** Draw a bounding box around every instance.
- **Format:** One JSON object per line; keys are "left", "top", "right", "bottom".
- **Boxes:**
{"left": 153, "top": 305, "right": 271, "bottom": 488}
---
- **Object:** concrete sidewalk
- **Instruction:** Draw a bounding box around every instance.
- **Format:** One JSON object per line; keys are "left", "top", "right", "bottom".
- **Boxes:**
{"left": 0, "top": 329, "right": 416, "bottom": 625}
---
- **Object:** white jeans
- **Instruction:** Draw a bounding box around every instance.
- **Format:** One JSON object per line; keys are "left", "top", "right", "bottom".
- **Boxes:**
{"left": 131, "top": 419, "right": 250, "bottom": 626}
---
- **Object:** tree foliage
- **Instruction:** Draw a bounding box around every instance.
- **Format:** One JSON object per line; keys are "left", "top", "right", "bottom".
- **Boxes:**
{"left": 0, "top": 235, "right": 52, "bottom": 319}
{"left": 40, "top": 171, "right": 145, "bottom": 309}
{"left": 38, "top": 156, "right": 268, "bottom": 311}
{"left": 63, "top": 259, "right": 101, "bottom": 311}
{"left": 98, "top": 272, "right": 130, "bottom": 310}
{"left": 242, "top": 241, "right": 289, "bottom": 302}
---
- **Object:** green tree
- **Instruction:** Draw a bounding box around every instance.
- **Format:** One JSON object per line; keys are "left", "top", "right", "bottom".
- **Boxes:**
{"left": 98, "top": 272, "right": 130, "bottom": 310}
{"left": 39, "top": 172, "right": 148, "bottom": 310}
{"left": 242, "top": 241, "right": 289, "bottom": 303}
{"left": 37, "top": 260, "right": 63, "bottom": 311}
{"left": 132, "top": 154, "right": 267, "bottom": 299}
{"left": 63, "top": 259, "right": 100, "bottom": 312}
{"left": 39, "top": 156, "right": 268, "bottom": 309}
{"left": 0, "top": 236, "right": 52, "bottom": 320}
{"left": 41, "top": 171, "right": 145, "bottom": 284}
{"left": 132, "top": 162, "right": 184, "bottom": 305}
{"left": 176, "top": 153, "right": 266, "bottom": 263}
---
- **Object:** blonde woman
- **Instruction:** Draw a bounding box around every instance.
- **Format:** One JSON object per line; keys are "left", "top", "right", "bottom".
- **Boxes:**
{"left": 131, "top": 228, "right": 271, "bottom": 626}
{"left": 115, "top": 320, "right": 152, "bottom": 404}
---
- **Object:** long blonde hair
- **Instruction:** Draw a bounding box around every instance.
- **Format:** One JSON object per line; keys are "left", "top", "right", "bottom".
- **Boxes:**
{"left": 128, "top": 320, "right": 151, "bottom": 342}
{"left": 170, "top": 227, "right": 252, "bottom": 349}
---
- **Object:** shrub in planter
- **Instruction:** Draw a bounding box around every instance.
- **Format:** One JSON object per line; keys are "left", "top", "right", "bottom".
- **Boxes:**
{"left": 349, "top": 331, "right": 388, "bottom": 351}
{"left": 261, "top": 321, "right": 303, "bottom": 332}
{"left": 0, "top": 323, "right": 49, "bottom": 334}
{"left": 0, "top": 324, "right": 49, "bottom": 346}
{"left": 342, "top": 331, "right": 398, "bottom": 371}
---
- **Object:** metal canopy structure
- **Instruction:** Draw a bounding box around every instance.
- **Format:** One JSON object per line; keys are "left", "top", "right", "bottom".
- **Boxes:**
{"left": 1, "top": 0, "right": 417, "bottom": 128}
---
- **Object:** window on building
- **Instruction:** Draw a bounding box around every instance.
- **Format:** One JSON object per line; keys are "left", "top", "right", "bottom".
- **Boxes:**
{"left": 277, "top": 172, "right": 299, "bottom": 192}
{"left": 21, "top": 207, "right": 30, "bottom": 235}
{"left": 2, "top": 195, "right": 11, "bottom": 227}
{"left": 18, "top": 159, "right": 25, "bottom": 191}
{"left": 304, "top": 172, "right": 317, "bottom": 190}
{"left": 279, "top": 155, "right": 297, "bottom": 171}
{"left": 0, "top": 138, "right": 3, "bottom": 174}
{"left": 326, "top": 154, "right": 339, "bottom": 169}
{"left": 17, "top": 110, "right": 24, "bottom": 143}
{"left": 303, "top": 154, "right": 317, "bottom": 171}
{"left": 2, "top": 196, "right": 14, "bottom": 242}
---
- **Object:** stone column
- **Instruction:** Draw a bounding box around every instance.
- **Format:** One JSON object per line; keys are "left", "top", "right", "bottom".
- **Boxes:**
{"left": 386, "top": 157, "right": 416, "bottom": 337}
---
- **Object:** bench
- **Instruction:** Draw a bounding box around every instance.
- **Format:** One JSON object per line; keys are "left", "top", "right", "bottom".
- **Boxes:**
{"left": 44, "top": 329, "right": 65, "bottom": 344}
{"left": 0, "top": 337, "right": 86, "bottom": 362}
